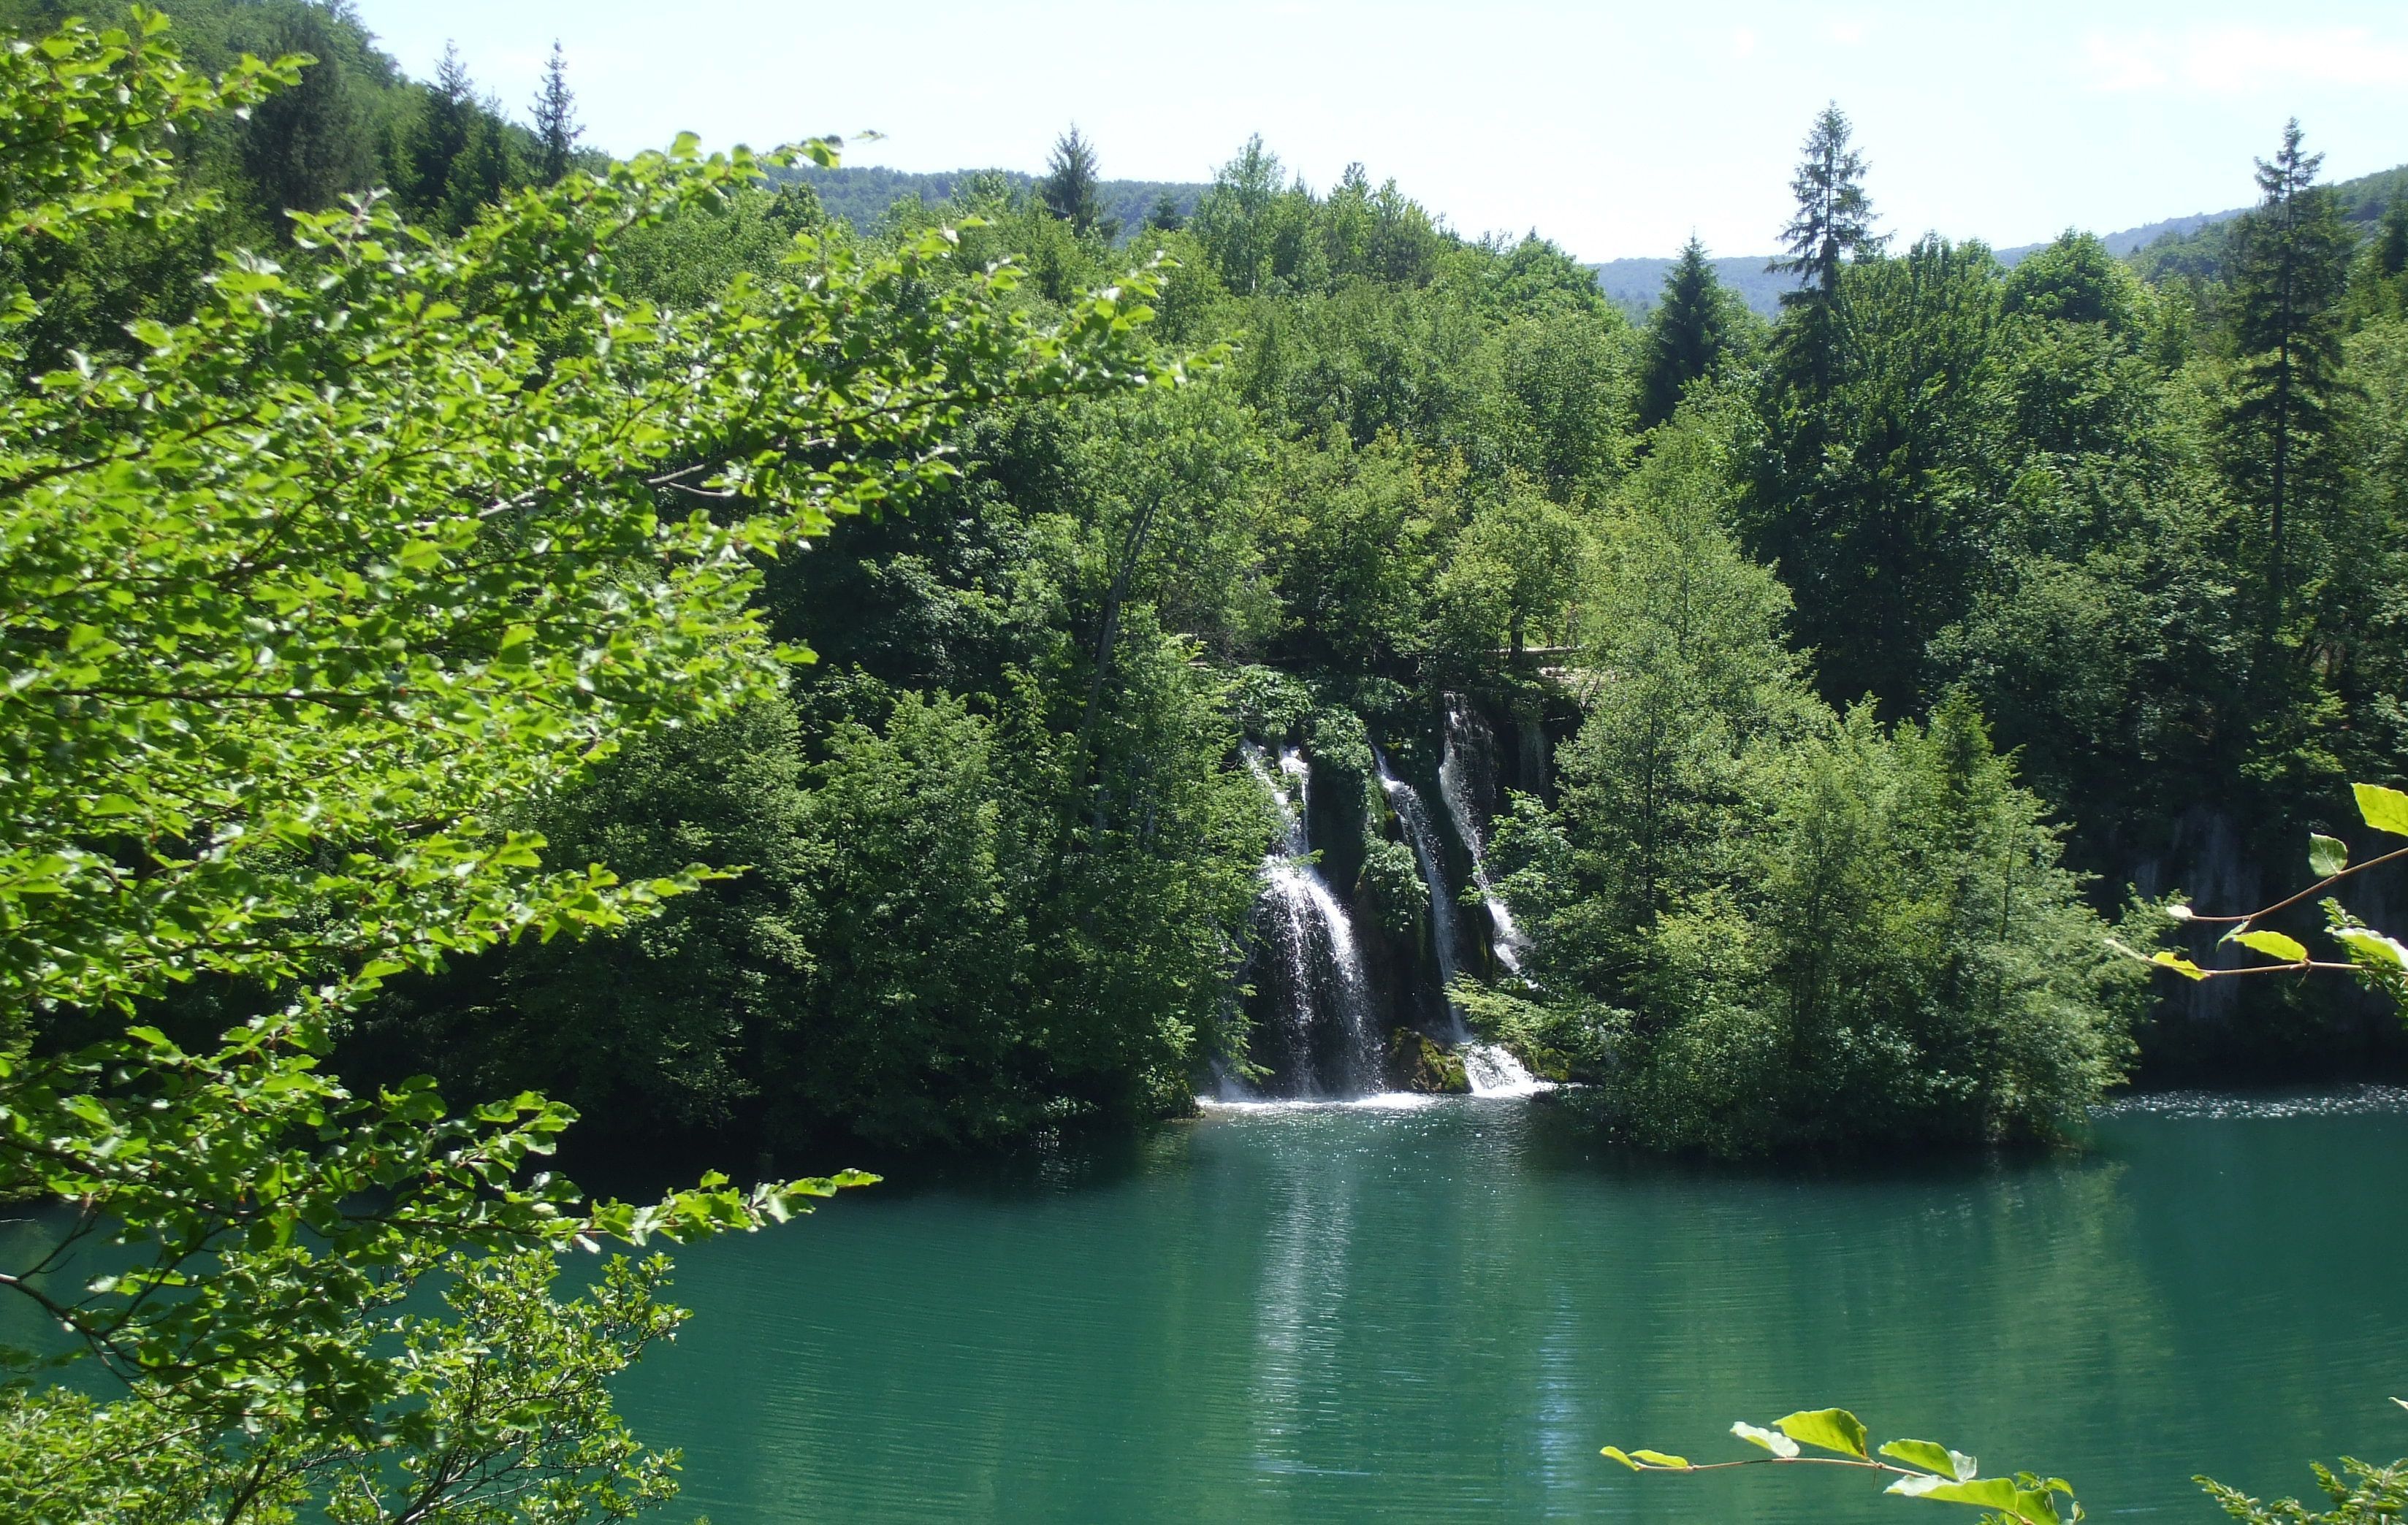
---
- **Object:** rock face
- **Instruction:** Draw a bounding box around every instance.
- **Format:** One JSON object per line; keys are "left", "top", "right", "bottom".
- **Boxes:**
{"left": 1390, "top": 1030, "right": 1469, "bottom": 1094}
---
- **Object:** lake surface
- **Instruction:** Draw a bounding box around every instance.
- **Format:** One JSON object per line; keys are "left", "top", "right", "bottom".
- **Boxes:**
{"left": 616, "top": 1088, "right": 2408, "bottom": 1523}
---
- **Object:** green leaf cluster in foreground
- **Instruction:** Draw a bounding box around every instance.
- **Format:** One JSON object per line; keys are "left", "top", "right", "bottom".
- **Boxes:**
{"left": 1615, "top": 1400, "right": 2408, "bottom": 1525}
{"left": 0, "top": 12, "right": 1170, "bottom": 1521}
{"left": 1609, "top": 1405, "right": 2079, "bottom": 1524}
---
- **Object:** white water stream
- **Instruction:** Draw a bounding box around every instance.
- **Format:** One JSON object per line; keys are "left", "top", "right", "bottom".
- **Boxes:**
{"left": 1439, "top": 698, "right": 1528, "bottom": 975}
{"left": 1373, "top": 747, "right": 1460, "bottom": 1034}
{"left": 1241, "top": 744, "right": 1380, "bottom": 1096}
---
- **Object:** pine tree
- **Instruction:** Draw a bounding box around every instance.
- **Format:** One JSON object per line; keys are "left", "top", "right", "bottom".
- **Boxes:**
{"left": 1767, "top": 104, "right": 1883, "bottom": 404}
{"left": 1145, "top": 190, "right": 1184, "bottom": 234}
{"left": 1040, "top": 124, "right": 1113, "bottom": 238}
{"left": 237, "top": 8, "right": 374, "bottom": 229}
{"left": 1637, "top": 237, "right": 1734, "bottom": 429}
{"left": 531, "top": 41, "right": 581, "bottom": 186}
{"left": 2226, "top": 118, "right": 2353, "bottom": 634}
{"left": 440, "top": 108, "right": 513, "bottom": 234}
{"left": 1772, "top": 103, "right": 1882, "bottom": 305}
{"left": 400, "top": 44, "right": 476, "bottom": 224}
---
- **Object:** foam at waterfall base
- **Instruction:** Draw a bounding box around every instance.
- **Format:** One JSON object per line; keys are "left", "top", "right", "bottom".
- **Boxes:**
{"left": 1197, "top": 1092, "right": 1441, "bottom": 1114}
{"left": 1460, "top": 1043, "right": 1553, "bottom": 1098}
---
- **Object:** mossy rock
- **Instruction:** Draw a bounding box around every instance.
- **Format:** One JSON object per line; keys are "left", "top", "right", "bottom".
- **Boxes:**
{"left": 1389, "top": 1031, "right": 1469, "bottom": 1094}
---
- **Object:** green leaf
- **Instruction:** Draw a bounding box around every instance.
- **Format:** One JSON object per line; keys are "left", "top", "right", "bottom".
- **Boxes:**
{"left": 1733, "top": 1421, "right": 1801, "bottom": 1458}
{"left": 2355, "top": 783, "right": 2408, "bottom": 838}
{"left": 1881, "top": 1439, "right": 1977, "bottom": 1480}
{"left": 2310, "top": 833, "right": 2349, "bottom": 878}
{"left": 1889, "top": 1474, "right": 2020, "bottom": 1510}
{"left": 2332, "top": 927, "right": 2408, "bottom": 971}
{"left": 1775, "top": 1408, "right": 1869, "bottom": 1459}
{"left": 1631, "top": 1450, "right": 1692, "bottom": 1469}
{"left": 2230, "top": 929, "right": 2308, "bottom": 964}
{"left": 2151, "top": 949, "right": 2206, "bottom": 980}
{"left": 1602, "top": 1447, "right": 1639, "bottom": 1469}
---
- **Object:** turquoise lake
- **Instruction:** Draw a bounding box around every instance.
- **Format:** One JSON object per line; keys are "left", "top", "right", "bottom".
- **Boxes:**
{"left": 613, "top": 1088, "right": 2408, "bottom": 1522}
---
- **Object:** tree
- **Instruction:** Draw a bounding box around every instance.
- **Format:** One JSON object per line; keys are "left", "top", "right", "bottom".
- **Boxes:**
{"left": 0, "top": 15, "right": 1177, "bottom": 1518}
{"left": 1767, "top": 102, "right": 1883, "bottom": 405}
{"left": 1772, "top": 102, "right": 1882, "bottom": 306}
{"left": 1431, "top": 478, "right": 1588, "bottom": 658}
{"left": 1145, "top": 188, "right": 1184, "bottom": 232}
{"left": 1040, "top": 123, "right": 1114, "bottom": 238}
{"left": 2225, "top": 120, "right": 2355, "bottom": 635}
{"left": 1637, "top": 236, "right": 1737, "bottom": 429}
{"left": 532, "top": 39, "right": 582, "bottom": 185}
{"left": 399, "top": 41, "right": 477, "bottom": 223}
{"left": 1189, "top": 134, "right": 1314, "bottom": 294}
{"left": 236, "top": 6, "right": 375, "bottom": 226}
{"left": 1748, "top": 235, "right": 2011, "bottom": 710}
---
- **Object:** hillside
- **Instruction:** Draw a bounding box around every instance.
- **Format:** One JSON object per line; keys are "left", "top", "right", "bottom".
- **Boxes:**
{"left": 2125, "top": 159, "right": 2408, "bottom": 284}
{"left": 1604, "top": 159, "right": 2406, "bottom": 316}
{"left": 773, "top": 163, "right": 1205, "bottom": 238}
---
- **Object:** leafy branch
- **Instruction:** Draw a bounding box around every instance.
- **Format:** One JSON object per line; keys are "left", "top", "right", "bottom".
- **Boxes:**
{"left": 1606, "top": 1407, "right": 2082, "bottom": 1525}
{"left": 2111, "top": 783, "right": 2408, "bottom": 998}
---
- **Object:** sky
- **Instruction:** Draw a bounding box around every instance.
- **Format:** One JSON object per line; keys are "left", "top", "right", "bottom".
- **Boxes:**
{"left": 344, "top": 0, "right": 2408, "bottom": 262}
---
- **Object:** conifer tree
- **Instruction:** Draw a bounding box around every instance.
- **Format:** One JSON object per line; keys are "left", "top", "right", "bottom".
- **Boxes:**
{"left": 440, "top": 107, "right": 513, "bottom": 233}
{"left": 1767, "top": 104, "right": 1883, "bottom": 402}
{"left": 531, "top": 40, "right": 581, "bottom": 185}
{"left": 1040, "top": 124, "right": 1114, "bottom": 237}
{"left": 237, "top": 7, "right": 373, "bottom": 229}
{"left": 1146, "top": 189, "right": 1184, "bottom": 233}
{"left": 1772, "top": 102, "right": 1882, "bottom": 306}
{"left": 2226, "top": 118, "right": 2353, "bottom": 633}
{"left": 400, "top": 43, "right": 476, "bottom": 223}
{"left": 1637, "top": 236, "right": 1734, "bottom": 429}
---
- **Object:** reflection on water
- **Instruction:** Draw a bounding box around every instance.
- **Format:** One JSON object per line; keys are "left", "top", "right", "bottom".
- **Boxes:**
{"left": 611, "top": 1090, "right": 2408, "bottom": 1523}
{"left": 10, "top": 1092, "right": 2401, "bottom": 1521}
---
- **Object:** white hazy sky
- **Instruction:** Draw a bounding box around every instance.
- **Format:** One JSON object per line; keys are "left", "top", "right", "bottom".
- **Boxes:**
{"left": 344, "top": 0, "right": 2408, "bottom": 261}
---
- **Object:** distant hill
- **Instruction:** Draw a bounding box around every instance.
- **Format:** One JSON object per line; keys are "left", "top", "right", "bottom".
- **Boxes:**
{"left": 787, "top": 156, "right": 2404, "bottom": 313}
{"left": 1592, "top": 256, "right": 1799, "bottom": 318}
{"left": 2119, "top": 161, "right": 2408, "bottom": 285}
{"left": 1598, "top": 159, "right": 2407, "bottom": 316}
{"left": 773, "top": 164, "right": 1206, "bottom": 239}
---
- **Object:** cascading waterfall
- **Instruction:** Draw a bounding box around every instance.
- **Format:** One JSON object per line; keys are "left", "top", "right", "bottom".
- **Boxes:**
{"left": 1373, "top": 747, "right": 1462, "bottom": 1037}
{"left": 1241, "top": 744, "right": 1380, "bottom": 1095}
{"left": 1377, "top": 741, "right": 1541, "bottom": 1088}
{"left": 1439, "top": 697, "right": 1528, "bottom": 975}
{"left": 1459, "top": 1041, "right": 1550, "bottom": 1098}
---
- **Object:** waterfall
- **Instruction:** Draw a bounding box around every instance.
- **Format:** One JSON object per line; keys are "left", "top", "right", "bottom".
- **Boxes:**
{"left": 1374, "top": 747, "right": 1463, "bottom": 1039}
{"left": 1241, "top": 744, "right": 1381, "bottom": 1095}
{"left": 1439, "top": 698, "right": 1528, "bottom": 975}
{"left": 1460, "top": 1042, "right": 1552, "bottom": 1098}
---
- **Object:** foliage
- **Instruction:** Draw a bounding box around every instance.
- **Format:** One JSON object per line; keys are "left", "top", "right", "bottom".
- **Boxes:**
{"left": 1637, "top": 235, "right": 1750, "bottom": 429}
{"left": 1492, "top": 415, "right": 2141, "bottom": 1152}
{"left": 2119, "top": 782, "right": 2408, "bottom": 1005}
{"left": 2203, "top": 1442, "right": 2408, "bottom": 1525}
{"left": 0, "top": 12, "right": 1179, "bottom": 1520}
{"left": 1606, "top": 1406, "right": 2083, "bottom": 1525}
{"left": 1357, "top": 836, "right": 1428, "bottom": 939}
{"left": 1040, "top": 123, "right": 1114, "bottom": 238}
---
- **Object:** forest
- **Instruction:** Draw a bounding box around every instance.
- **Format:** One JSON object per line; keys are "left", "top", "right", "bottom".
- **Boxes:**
{"left": 7, "top": 1, "right": 2408, "bottom": 1521}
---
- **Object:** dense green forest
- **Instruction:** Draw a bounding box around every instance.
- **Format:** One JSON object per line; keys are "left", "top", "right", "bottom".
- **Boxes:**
{"left": 353, "top": 91, "right": 2408, "bottom": 1155}
{"left": 12, "top": 0, "right": 2408, "bottom": 1160}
